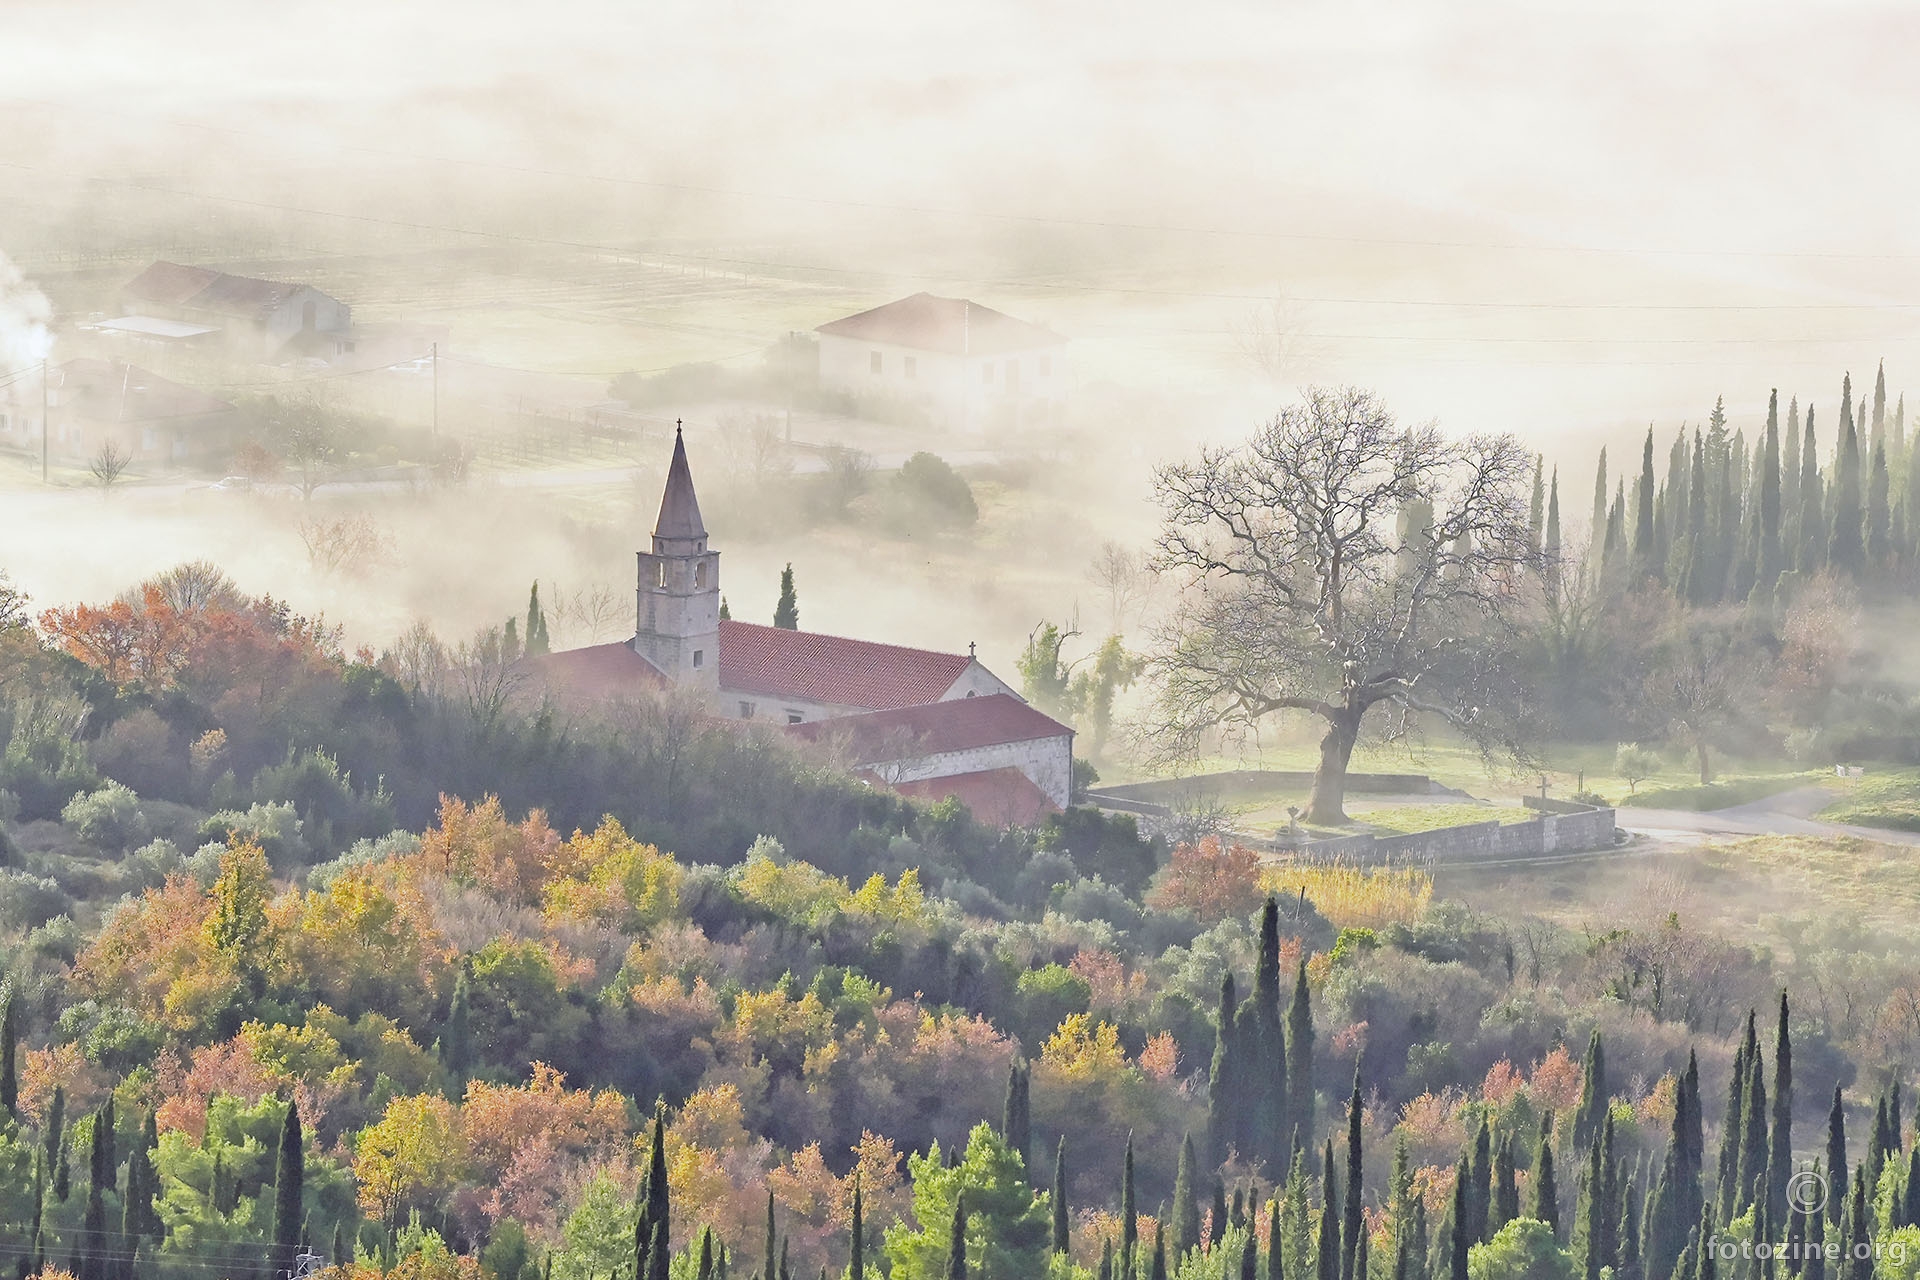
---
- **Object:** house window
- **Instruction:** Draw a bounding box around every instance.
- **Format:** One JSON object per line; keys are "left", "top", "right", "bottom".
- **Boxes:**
{"left": 1039, "top": 354, "right": 1052, "bottom": 377}
{"left": 786, "top": 710, "right": 803, "bottom": 724}
{"left": 694, "top": 561, "right": 708, "bottom": 588}
{"left": 870, "top": 351, "right": 883, "bottom": 374}
{"left": 982, "top": 363, "right": 994, "bottom": 384}
{"left": 692, "top": 649, "right": 705, "bottom": 668}
{"left": 739, "top": 701, "right": 756, "bottom": 719}
{"left": 904, "top": 356, "right": 916, "bottom": 379}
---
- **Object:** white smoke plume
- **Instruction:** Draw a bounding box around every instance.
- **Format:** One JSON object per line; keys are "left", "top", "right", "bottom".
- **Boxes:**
{"left": 0, "top": 252, "right": 52, "bottom": 373}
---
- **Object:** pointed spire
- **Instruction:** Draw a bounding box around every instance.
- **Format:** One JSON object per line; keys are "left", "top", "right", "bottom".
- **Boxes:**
{"left": 655, "top": 424, "right": 707, "bottom": 541}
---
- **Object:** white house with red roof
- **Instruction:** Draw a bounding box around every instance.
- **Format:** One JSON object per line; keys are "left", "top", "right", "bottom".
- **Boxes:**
{"left": 532, "top": 429, "right": 1076, "bottom": 820}
{"left": 815, "top": 293, "right": 1067, "bottom": 433}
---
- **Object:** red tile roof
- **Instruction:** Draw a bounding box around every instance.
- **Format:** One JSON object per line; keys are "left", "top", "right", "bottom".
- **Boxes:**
{"left": 522, "top": 640, "right": 666, "bottom": 697}
{"left": 788, "top": 693, "right": 1071, "bottom": 760}
{"left": 718, "top": 619, "right": 972, "bottom": 711}
{"left": 884, "top": 767, "right": 1060, "bottom": 828}
{"left": 816, "top": 293, "right": 1065, "bottom": 357}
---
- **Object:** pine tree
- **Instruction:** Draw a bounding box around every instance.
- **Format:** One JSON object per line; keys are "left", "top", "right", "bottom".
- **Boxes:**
{"left": 774, "top": 564, "right": 799, "bottom": 630}
{"left": 1209, "top": 973, "right": 1239, "bottom": 1166}
{"left": 1003, "top": 1060, "right": 1031, "bottom": 1172}
{"left": 1532, "top": 1113, "right": 1560, "bottom": 1240}
{"left": 1051, "top": 1141, "right": 1068, "bottom": 1255}
{"left": 1342, "top": 1075, "right": 1363, "bottom": 1280}
{"left": 1768, "top": 992, "right": 1793, "bottom": 1226}
{"left": 1826, "top": 1087, "right": 1846, "bottom": 1227}
{"left": 1287, "top": 962, "right": 1315, "bottom": 1153}
{"left": 0, "top": 987, "right": 15, "bottom": 1117}
{"left": 1173, "top": 1133, "right": 1201, "bottom": 1259}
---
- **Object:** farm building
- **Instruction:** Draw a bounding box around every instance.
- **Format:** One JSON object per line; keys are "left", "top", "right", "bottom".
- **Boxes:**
{"left": 120, "top": 261, "right": 353, "bottom": 360}
{"left": 0, "top": 358, "right": 236, "bottom": 466}
{"left": 532, "top": 429, "right": 1076, "bottom": 820}
{"left": 815, "top": 293, "right": 1067, "bottom": 433}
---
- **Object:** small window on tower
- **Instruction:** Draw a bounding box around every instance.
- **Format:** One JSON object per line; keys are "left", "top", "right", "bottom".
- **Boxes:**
{"left": 654, "top": 561, "right": 667, "bottom": 588}
{"left": 695, "top": 562, "right": 708, "bottom": 588}
{"left": 693, "top": 649, "right": 704, "bottom": 668}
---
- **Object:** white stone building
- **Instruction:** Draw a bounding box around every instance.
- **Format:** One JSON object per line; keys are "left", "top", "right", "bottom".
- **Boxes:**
{"left": 815, "top": 293, "right": 1067, "bottom": 434}
{"left": 121, "top": 261, "right": 353, "bottom": 360}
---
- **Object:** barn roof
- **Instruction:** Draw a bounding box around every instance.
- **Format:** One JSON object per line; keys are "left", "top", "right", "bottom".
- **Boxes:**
{"left": 788, "top": 692, "right": 1072, "bottom": 760}
{"left": 719, "top": 619, "right": 974, "bottom": 711}
{"left": 123, "top": 260, "right": 333, "bottom": 321}
{"left": 815, "top": 293, "right": 1065, "bottom": 357}
{"left": 52, "top": 359, "right": 233, "bottom": 424}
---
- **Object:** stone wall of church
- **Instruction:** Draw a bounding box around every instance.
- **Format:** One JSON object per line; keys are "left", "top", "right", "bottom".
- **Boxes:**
{"left": 874, "top": 733, "right": 1075, "bottom": 808}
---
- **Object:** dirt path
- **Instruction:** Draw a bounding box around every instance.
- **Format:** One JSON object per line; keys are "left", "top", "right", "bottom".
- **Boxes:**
{"left": 1616, "top": 784, "right": 1920, "bottom": 847}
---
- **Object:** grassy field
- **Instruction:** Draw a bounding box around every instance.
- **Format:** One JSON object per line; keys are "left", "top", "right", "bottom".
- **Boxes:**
{"left": 1439, "top": 832, "right": 1920, "bottom": 949}
{"left": 1818, "top": 768, "right": 1920, "bottom": 832}
{"left": 1623, "top": 773, "right": 1824, "bottom": 811}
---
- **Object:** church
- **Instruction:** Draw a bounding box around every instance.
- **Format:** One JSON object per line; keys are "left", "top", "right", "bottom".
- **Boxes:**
{"left": 531, "top": 428, "right": 1076, "bottom": 825}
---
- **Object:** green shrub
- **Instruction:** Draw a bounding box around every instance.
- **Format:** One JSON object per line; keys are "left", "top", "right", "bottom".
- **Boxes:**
{"left": 198, "top": 801, "right": 310, "bottom": 869}
{"left": 60, "top": 781, "right": 150, "bottom": 852}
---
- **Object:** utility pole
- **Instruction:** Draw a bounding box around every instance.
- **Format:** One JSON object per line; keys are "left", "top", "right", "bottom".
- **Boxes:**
{"left": 40, "top": 358, "right": 48, "bottom": 483}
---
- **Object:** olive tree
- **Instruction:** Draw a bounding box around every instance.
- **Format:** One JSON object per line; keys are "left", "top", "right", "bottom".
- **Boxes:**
{"left": 1149, "top": 386, "right": 1538, "bottom": 822}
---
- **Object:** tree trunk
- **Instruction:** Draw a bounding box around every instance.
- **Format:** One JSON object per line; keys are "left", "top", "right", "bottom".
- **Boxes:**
{"left": 1695, "top": 738, "right": 1713, "bottom": 785}
{"left": 1306, "top": 706, "right": 1363, "bottom": 825}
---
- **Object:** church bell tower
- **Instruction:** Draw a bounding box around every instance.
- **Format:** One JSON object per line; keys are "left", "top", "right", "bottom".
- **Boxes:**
{"left": 634, "top": 424, "right": 720, "bottom": 691}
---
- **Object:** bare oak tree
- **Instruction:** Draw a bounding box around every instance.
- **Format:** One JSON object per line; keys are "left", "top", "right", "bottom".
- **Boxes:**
{"left": 89, "top": 439, "right": 131, "bottom": 492}
{"left": 1149, "top": 385, "right": 1537, "bottom": 822}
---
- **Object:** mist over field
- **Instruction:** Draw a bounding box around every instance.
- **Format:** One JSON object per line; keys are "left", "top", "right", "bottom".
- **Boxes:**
{"left": 10, "top": 8, "right": 1920, "bottom": 1280}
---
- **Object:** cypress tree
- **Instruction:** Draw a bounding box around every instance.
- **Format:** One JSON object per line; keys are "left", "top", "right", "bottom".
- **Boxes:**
{"left": 1241, "top": 1227, "right": 1259, "bottom": 1280}
{"left": 1151, "top": 1220, "right": 1168, "bottom": 1280}
{"left": 1318, "top": 1141, "right": 1339, "bottom": 1280}
{"left": 944, "top": 1197, "right": 967, "bottom": 1280}
{"left": 79, "top": 1102, "right": 112, "bottom": 1280}
{"left": 1831, "top": 378, "right": 1866, "bottom": 573}
{"left": 525, "top": 582, "right": 549, "bottom": 656}
{"left": 125, "top": 1109, "right": 161, "bottom": 1243}
{"left": 1544, "top": 470, "right": 1563, "bottom": 592}
{"left": 1768, "top": 992, "right": 1793, "bottom": 1226}
{"left": 1785, "top": 395, "right": 1803, "bottom": 536}
{"left": 0, "top": 987, "right": 15, "bottom": 1116}
{"left": 1051, "top": 1141, "right": 1068, "bottom": 1255}
{"left": 1846, "top": 1165, "right": 1871, "bottom": 1280}
{"left": 852, "top": 1171, "right": 866, "bottom": 1280}
{"left": 1101, "top": 1237, "right": 1115, "bottom": 1280}
{"left": 1679, "top": 433, "right": 1710, "bottom": 603}
{"left": 1532, "top": 1113, "right": 1560, "bottom": 1240}
{"left": 1760, "top": 389, "right": 1784, "bottom": 588}
{"left": 1897, "top": 391, "right": 1908, "bottom": 455}
{"left": 1233, "top": 1187, "right": 1247, "bottom": 1230}
{"left": 763, "top": 1187, "right": 778, "bottom": 1280}
{"left": 1634, "top": 428, "right": 1658, "bottom": 573}
{"left": 1466, "top": 1116, "right": 1491, "bottom": 1245}
{"left": 774, "top": 1232, "right": 789, "bottom": 1280}
{"left": 1448, "top": 1157, "right": 1470, "bottom": 1280}
{"left": 696, "top": 1228, "right": 715, "bottom": 1280}
{"left": 1826, "top": 1087, "right": 1846, "bottom": 1227}
{"left": 1717, "top": 1033, "right": 1749, "bottom": 1218}
{"left": 1003, "top": 1060, "right": 1031, "bottom": 1172}
{"left": 1867, "top": 1093, "right": 1890, "bottom": 1193}
{"left": 1241, "top": 897, "right": 1288, "bottom": 1169}
{"left": 1873, "top": 360, "right": 1888, "bottom": 457}
{"left": 1122, "top": 1134, "right": 1138, "bottom": 1280}
{"left": 48, "top": 1086, "right": 68, "bottom": 1202}
{"left": 1287, "top": 962, "right": 1315, "bottom": 1152}
{"left": 1342, "top": 1074, "right": 1363, "bottom": 1280}
{"left": 1868, "top": 444, "right": 1892, "bottom": 567}
{"left": 1491, "top": 1135, "right": 1517, "bottom": 1234}
{"left": 273, "top": 1100, "right": 304, "bottom": 1280}
{"left": 1617, "top": 1175, "right": 1641, "bottom": 1280}
{"left": 774, "top": 564, "right": 799, "bottom": 629}
{"left": 1801, "top": 408, "right": 1826, "bottom": 573}
{"left": 1903, "top": 1145, "right": 1920, "bottom": 1231}
{"left": 1530, "top": 457, "right": 1546, "bottom": 553}
{"left": 1737, "top": 1034, "right": 1768, "bottom": 1214}
{"left": 1681, "top": 1051, "right": 1705, "bottom": 1187}
{"left": 641, "top": 1106, "right": 670, "bottom": 1261}
{"left": 1173, "top": 1133, "right": 1201, "bottom": 1259}
{"left": 1804, "top": 1178, "right": 1827, "bottom": 1280}
{"left": 720, "top": 596, "right": 731, "bottom": 621}
{"left": 1574, "top": 1031, "right": 1608, "bottom": 1153}
{"left": 1211, "top": 1178, "right": 1230, "bottom": 1249}
{"left": 1268, "top": 1198, "right": 1284, "bottom": 1280}
{"left": 1906, "top": 434, "right": 1920, "bottom": 566}
{"left": 1209, "top": 973, "right": 1240, "bottom": 1166}
{"left": 1590, "top": 448, "right": 1609, "bottom": 552}
{"left": 443, "top": 970, "right": 474, "bottom": 1080}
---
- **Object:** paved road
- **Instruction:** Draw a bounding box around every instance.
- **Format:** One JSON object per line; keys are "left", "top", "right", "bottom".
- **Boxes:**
{"left": 1616, "top": 785, "right": 1920, "bottom": 847}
